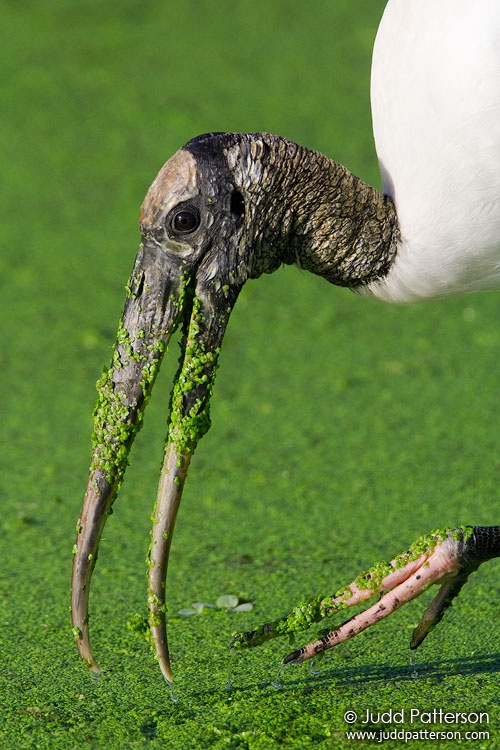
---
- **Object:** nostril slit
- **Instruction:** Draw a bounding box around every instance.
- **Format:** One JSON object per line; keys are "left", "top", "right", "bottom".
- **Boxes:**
{"left": 134, "top": 272, "right": 145, "bottom": 298}
{"left": 230, "top": 190, "right": 245, "bottom": 220}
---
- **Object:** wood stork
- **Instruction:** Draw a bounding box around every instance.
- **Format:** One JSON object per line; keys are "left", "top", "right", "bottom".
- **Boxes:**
{"left": 71, "top": 0, "right": 500, "bottom": 685}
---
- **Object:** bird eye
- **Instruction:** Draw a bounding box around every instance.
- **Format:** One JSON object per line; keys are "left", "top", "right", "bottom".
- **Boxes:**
{"left": 171, "top": 208, "right": 200, "bottom": 234}
{"left": 230, "top": 190, "right": 245, "bottom": 220}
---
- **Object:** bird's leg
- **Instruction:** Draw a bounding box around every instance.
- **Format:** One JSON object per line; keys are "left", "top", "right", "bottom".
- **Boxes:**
{"left": 231, "top": 526, "right": 500, "bottom": 665}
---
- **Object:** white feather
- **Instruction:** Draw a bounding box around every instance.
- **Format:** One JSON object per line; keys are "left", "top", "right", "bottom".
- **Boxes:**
{"left": 362, "top": 0, "right": 500, "bottom": 303}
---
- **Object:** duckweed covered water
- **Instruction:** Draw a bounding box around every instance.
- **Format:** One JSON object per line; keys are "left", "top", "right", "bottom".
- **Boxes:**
{"left": 2, "top": 1, "right": 500, "bottom": 748}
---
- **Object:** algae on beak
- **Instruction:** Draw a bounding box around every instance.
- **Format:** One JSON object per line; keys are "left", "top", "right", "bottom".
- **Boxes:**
{"left": 71, "top": 145, "right": 246, "bottom": 685}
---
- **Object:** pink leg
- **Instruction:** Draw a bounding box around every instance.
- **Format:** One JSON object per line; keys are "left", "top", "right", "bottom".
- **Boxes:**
{"left": 285, "top": 535, "right": 464, "bottom": 663}
{"left": 231, "top": 526, "right": 500, "bottom": 664}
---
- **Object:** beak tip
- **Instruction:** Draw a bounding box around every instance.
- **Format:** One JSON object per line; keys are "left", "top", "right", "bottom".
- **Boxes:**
{"left": 89, "top": 664, "right": 103, "bottom": 680}
{"left": 158, "top": 658, "right": 177, "bottom": 696}
{"left": 72, "top": 620, "right": 102, "bottom": 678}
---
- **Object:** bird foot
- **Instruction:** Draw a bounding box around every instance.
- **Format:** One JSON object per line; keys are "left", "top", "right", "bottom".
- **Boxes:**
{"left": 231, "top": 526, "right": 500, "bottom": 665}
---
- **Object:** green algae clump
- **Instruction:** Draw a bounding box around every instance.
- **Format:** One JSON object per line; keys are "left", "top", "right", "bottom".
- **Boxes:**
{"left": 166, "top": 296, "right": 221, "bottom": 456}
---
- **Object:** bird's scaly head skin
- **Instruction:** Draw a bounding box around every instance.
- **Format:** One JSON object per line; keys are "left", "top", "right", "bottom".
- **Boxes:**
{"left": 71, "top": 132, "right": 398, "bottom": 684}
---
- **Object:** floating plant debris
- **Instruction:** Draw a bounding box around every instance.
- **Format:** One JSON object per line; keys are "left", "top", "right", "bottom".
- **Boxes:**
{"left": 178, "top": 595, "right": 253, "bottom": 616}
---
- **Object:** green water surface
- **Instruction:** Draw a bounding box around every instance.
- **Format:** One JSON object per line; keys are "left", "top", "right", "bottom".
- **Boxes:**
{"left": 1, "top": 1, "right": 498, "bottom": 747}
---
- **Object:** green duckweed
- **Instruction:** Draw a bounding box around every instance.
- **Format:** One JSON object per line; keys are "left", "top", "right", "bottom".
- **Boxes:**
{"left": 166, "top": 296, "right": 221, "bottom": 455}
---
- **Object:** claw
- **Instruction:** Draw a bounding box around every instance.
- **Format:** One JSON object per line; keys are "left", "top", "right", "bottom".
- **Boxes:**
{"left": 232, "top": 526, "right": 500, "bottom": 665}
{"left": 410, "top": 572, "right": 470, "bottom": 649}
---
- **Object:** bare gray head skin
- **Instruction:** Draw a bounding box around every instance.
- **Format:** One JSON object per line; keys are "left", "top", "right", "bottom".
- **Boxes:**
{"left": 71, "top": 132, "right": 399, "bottom": 685}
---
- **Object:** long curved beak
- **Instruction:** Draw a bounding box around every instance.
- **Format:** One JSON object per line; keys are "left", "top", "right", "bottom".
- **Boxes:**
{"left": 71, "top": 233, "right": 241, "bottom": 685}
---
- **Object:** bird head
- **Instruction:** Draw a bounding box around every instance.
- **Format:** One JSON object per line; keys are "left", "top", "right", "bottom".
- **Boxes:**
{"left": 71, "top": 133, "right": 294, "bottom": 682}
{"left": 71, "top": 131, "right": 397, "bottom": 684}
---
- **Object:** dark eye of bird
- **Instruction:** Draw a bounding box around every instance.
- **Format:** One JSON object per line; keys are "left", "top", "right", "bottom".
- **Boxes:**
{"left": 230, "top": 190, "right": 245, "bottom": 220}
{"left": 171, "top": 209, "right": 200, "bottom": 234}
